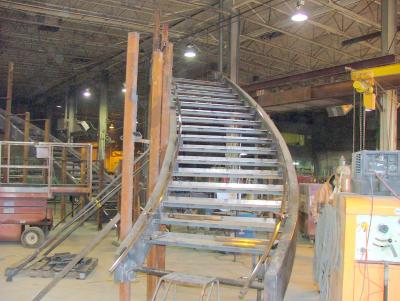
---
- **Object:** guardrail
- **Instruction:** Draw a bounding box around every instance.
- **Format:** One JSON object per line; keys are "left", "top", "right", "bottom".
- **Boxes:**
{"left": 0, "top": 141, "right": 92, "bottom": 196}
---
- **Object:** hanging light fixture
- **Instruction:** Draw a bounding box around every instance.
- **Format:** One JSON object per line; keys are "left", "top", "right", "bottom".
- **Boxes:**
{"left": 122, "top": 83, "right": 126, "bottom": 93}
{"left": 109, "top": 122, "right": 115, "bottom": 129}
{"left": 184, "top": 44, "right": 197, "bottom": 58}
{"left": 83, "top": 88, "right": 91, "bottom": 98}
{"left": 291, "top": 0, "right": 308, "bottom": 22}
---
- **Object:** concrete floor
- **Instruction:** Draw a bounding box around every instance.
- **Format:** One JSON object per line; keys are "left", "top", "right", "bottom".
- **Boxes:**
{"left": 0, "top": 223, "right": 319, "bottom": 301}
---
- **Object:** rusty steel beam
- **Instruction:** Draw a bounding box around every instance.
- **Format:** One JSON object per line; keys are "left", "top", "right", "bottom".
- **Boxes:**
{"left": 146, "top": 49, "right": 164, "bottom": 301}
{"left": 119, "top": 32, "right": 140, "bottom": 301}
{"left": 244, "top": 55, "right": 396, "bottom": 93}
{"left": 153, "top": 10, "right": 161, "bottom": 51}
{"left": 160, "top": 42, "right": 173, "bottom": 166}
{"left": 258, "top": 74, "right": 400, "bottom": 111}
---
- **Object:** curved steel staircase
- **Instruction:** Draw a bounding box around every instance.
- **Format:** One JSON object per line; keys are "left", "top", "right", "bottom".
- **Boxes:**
{"left": 112, "top": 77, "right": 299, "bottom": 301}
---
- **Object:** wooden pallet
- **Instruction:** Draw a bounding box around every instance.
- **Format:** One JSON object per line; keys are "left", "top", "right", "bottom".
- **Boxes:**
{"left": 20, "top": 252, "right": 98, "bottom": 280}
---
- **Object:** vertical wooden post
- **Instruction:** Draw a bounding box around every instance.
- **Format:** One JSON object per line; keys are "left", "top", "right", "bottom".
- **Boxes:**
{"left": 119, "top": 32, "right": 140, "bottom": 301}
{"left": 146, "top": 50, "right": 165, "bottom": 301}
{"left": 160, "top": 42, "right": 173, "bottom": 166}
{"left": 23, "top": 112, "right": 30, "bottom": 183}
{"left": 3, "top": 62, "right": 14, "bottom": 183}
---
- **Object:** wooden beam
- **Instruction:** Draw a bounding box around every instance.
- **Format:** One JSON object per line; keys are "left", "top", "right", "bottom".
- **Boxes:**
{"left": 119, "top": 32, "right": 140, "bottom": 301}
{"left": 146, "top": 50, "right": 164, "bottom": 301}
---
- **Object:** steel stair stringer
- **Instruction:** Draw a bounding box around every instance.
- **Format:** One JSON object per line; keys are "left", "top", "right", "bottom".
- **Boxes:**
{"left": 111, "top": 77, "right": 299, "bottom": 301}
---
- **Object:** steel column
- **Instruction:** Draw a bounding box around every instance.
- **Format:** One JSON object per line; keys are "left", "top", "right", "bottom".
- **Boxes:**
{"left": 380, "top": 90, "right": 398, "bottom": 150}
{"left": 218, "top": 0, "right": 224, "bottom": 74}
{"left": 229, "top": 5, "right": 240, "bottom": 83}
{"left": 382, "top": 0, "right": 397, "bottom": 55}
{"left": 22, "top": 112, "right": 30, "bottom": 183}
{"left": 67, "top": 86, "right": 76, "bottom": 143}
{"left": 3, "top": 62, "right": 14, "bottom": 183}
{"left": 160, "top": 42, "right": 173, "bottom": 166}
{"left": 98, "top": 71, "right": 108, "bottom": 161}
{"left": 119, "top": 32, "right": 140, "bottom": 301}
{"left": 147, "top": 50, "right": 165, "bottom": 301}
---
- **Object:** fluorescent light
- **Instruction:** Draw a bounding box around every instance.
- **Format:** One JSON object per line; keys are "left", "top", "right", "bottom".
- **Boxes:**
{"left": 184, "top": 44, "right": 196, "bottom": 58}
{"left": 83, "top": 88, "right": 91, "bottom": 98}
{"left": 291, "top": 11, "right": 308, "bottom": 22}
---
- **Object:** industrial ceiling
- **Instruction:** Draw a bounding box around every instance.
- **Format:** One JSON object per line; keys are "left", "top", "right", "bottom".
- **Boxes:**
{"left": 0, "top": 0, "right": 393, "bottom": 102}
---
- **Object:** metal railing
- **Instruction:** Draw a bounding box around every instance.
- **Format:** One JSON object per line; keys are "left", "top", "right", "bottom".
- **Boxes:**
{"left": 0, "top": 141, "right": 92, "bottom": 195}
{"left": 223, "top": 76, "right": 299, "bottom": 301}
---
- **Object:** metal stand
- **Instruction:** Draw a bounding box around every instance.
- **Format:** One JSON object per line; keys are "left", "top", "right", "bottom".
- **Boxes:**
{"left": 151, "top": 272, "right": 220, "bottom": 301}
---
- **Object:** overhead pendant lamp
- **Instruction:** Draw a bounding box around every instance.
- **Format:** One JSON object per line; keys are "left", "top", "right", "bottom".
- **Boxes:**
{"left": 292, "top": 0, "right": 308, "bottom": 22}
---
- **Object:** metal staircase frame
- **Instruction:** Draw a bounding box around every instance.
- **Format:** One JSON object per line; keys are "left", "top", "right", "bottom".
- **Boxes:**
{"left": 111, "top": 77, "right": 299, "bottom": 301}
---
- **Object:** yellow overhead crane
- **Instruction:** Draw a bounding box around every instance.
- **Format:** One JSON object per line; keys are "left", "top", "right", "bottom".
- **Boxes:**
{"left": 351, "top": 63, "right": 400, "bottom": 110}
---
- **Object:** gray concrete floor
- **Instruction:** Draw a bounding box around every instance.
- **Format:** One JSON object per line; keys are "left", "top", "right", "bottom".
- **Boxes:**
{"left": 0, "top": 223, "right": 319, "bottom": 301}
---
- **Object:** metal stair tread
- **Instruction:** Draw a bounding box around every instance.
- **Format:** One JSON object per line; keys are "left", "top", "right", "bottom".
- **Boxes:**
{"left": 181, "top": 125, "right": 266, "bottom": 135}
{"left": 180, "top": 116, "right": 260, "bottom": 126}
{"left": 181, "top": 109, "right": 254, "bottom": 118}
{"left": 177, "top": 155, "right": 279, "bottom": 166}
{"left": 180, "top": 102, "right": 249, "bottom": 111}
{"left": 177, "top": 90, "right": 236, "bottom": 98}
{"left": 159, "top": 213, "right": 277, "bottom": 231}
{"left": 163, "top": 196, "right": 282, "bottom": 211}
{"left": 173, "top": 167, "right": 282, "bottom": 179}
{"left": 179, "top": 145, "right": 275, "bottom": 155}
{"left": 178, "top": 96, "right": 242, "bottom": 105}
{"left": 176, "top": 84, "right": 232, "bottom": 93}
{"left": 169, "top": 181, "right": 283, "bottom": 194}
{"left": 147, "top": 232, "right": 267, "bottom": 255}
{"left": 174, "top": 78, "right": 225, "bottom": 87}
{"left": 181, "top": 134, "right": 270, "bottom": 144}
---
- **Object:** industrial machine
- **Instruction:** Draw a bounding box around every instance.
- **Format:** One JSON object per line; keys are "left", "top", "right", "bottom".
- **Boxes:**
{"left": 315, "top": 150, "right": 400, "bottom": 301}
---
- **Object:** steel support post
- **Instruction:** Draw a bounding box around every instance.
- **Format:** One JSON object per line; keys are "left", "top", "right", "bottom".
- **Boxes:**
{"left": 3, "top": 62, "right": 14, "bottom": 183}
{"left": 160, "top": 42, "right": 173, "bottom": 166}
{"left": 23, "top": 112, "right": 30, "bottom": 183}
{"left": 67, "top": 86, "right": 76, "bottom": 143}
{"left": 146, "top": 50, "right": 164, "bottom": 301}
{"left": 229, "top": 8, "right": 240, "bottom": 83}
{"left": 380, "top": 90, "right": 398, "bottom": 150}
{"left": 119, "top": 32, "right": 140, "bottom": 301}
{"left": 60, "top": 148, "right": 67, "bottom": 220}
{"left": 380, "top": 0, "right": 398, "bottom": 150}
{"left": 98, "top": 71, "right": 108, "bottom": 162}
{"left": 97, "top": 160, "right": 105, "bottom": 230}
{"left": 218, "top": 0, "right": 224, "bottom": 74}
{"left": 79, "top": 147, "right": 87, "bottom": 210}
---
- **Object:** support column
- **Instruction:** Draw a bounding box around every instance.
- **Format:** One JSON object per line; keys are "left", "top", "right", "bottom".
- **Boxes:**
{"left": 218, "top": 0, "right": 224, "bottom": 74}
{"left": 380, "top": 90, "right": 398, "bottom": 150}
{"left": 98, "top": 71, "right": 108, "bottom": 161}
{"left": 229, "top": 4, "right": 240, "bottom": 83}
{"left": 23, "top": 112, "right": 30, "bottom": 183}
{"left": 3, "top": 62, "right": 14, "bottom": 183}
{"left": 119, "top": 32, "right": 140, "bottom": 301}
{"left": 380, "top": 0, "right": 398, "bottom": 150}
{"left": 67, "top": 86, "right": 76, "bottom": 143}
{"left": 146, "top": 50, "right": 164, "bottom": 301}
{"left": 382, "top": 0, "right": 397, "bottom": 55}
